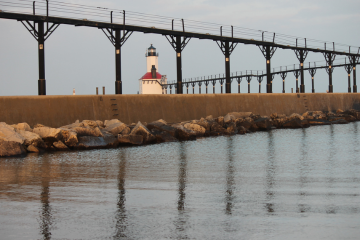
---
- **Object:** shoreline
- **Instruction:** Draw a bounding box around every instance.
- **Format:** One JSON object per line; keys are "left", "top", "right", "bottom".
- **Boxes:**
{"left": 1, "top": 109, "right": 360, "bottom": 157}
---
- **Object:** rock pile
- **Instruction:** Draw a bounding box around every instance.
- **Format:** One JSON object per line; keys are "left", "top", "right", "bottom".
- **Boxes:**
{"left": 1, "top": 109, "right": 360, "bottom": 157}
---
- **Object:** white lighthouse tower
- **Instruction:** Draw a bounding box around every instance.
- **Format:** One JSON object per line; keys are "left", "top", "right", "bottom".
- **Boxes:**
{"left": 139, "top": 44, "right": 167, "bottom": 94}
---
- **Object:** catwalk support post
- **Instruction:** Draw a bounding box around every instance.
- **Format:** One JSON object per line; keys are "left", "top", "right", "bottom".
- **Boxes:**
{"left": 38, "top": 21, "right": 46, "bottom": 95}
{"left": 115, "top": 30, "right": 122, "bottom": 94}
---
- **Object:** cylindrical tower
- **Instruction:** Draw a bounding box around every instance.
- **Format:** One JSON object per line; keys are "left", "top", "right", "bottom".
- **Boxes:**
{"left": 146, "top": 44, "right": 159, "bottom": 72}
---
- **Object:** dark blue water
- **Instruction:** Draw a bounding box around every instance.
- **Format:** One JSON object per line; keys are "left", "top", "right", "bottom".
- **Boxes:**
{"left": 0, "top": 123, "right": 360, "bottom": 239}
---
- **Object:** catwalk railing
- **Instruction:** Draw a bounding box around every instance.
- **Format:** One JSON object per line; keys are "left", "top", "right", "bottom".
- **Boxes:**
{"left": 162, "top": 58, "right": 360, "bottom": 94}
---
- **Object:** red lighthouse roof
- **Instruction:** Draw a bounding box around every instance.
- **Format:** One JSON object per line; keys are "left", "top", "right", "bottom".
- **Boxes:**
{"left": 141, "top": 72, "right": 162, "bottom": 79}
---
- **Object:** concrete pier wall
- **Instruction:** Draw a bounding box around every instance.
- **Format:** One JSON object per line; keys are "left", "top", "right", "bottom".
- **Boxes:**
{"left": 1, "top": 93, "right": 360, "bottom": 127}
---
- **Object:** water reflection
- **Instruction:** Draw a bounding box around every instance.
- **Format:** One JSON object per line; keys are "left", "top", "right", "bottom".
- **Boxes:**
{"left": 175, "top": 141, "right": 188, "bottom": 237}
{"left": 39, "top": 155, "right": 53, "bottom": 240}
{"left": 265, "top": 131, "right": 276, "bottom": 214}
{"left": 225, "top": 137, "right": 235, "bottom": 215}
{"left": 298, "top": 129, "right": 309, "bottom": 213}
{"left": 113, "top": 149, "right": 127, "bottom": 239}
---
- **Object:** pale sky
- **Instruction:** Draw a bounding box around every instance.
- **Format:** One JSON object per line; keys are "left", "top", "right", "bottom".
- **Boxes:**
{"left": 0, "top": 0, "right": 359, "bottom": 95}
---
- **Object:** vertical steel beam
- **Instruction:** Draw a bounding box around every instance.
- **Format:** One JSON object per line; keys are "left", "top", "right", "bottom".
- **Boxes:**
{"left": 266, "top": 46, "right": 271, "bottom": 93}
{"left": 328, "top": 65, "right": 333, "bottom": 93}
{"left": 282, "top": 79, "right": 285, "bottom": 93}
{"left": 38, "top": 21, "right": 46, "bottom": 95}
{"left": 348, "top": 72, "right": 351, "bottom": 93}
{"left": 299, "top": 50, "right": 305, "bottom": 93}
{"left": 176, "top": 36, "right": 183, "bottom": 94}
{"left": 353, "top": 56, "right": 357, "bottom": 93}
{"left": 225, "top": 41, "right": 231, "bottom": 93}
{"left": 115, "top": 30, "right": 122, "bottom": 94}
{"left": 311, "top": 77, "right": 315, "bottom": 93}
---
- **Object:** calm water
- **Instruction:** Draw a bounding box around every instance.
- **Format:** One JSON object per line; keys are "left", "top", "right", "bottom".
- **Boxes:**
{"left": 1, "top": 123, "right": 360, "bottom": 240}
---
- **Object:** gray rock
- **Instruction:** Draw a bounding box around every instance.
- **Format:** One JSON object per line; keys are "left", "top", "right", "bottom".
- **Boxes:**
{"left": 0, "top": 122, "right": 25, "bottom": 144}
{"left": 104, "top": 122, "right": 130, "bottom": 136}
{"left": 289, "top": 113, "right": 304, "bottom": 121}
{"left": 16, "top": 130, "right": 44, "bottom": 147}
{"left": 172, "top": 124, "right": 196, "bottom": 141}
{"left": 147, "top": 122, "right": 179, "bottom": 138}
{"left": 183, "top": 123, "right": 206, "bottom": 136}
{"left": 151, "top": 129, "right": 178, "bottom": 143}
{"left": 53, "top": 141, "right": 69, "bottom": 150}
{"left": 33, "top": 127, "right": 62, "bottom": 143}
{"left": 27, "top": 144, "right": 39, "bottom": 153}
{"left": 226, "top": 122, "right": 238, "bottom": 135}
{"left": 254, "top": 118, "right": 272, "bottom": 131}
{"left": 118, "top": 134, "right": 143, "bottom": 145}
{"left": 216, "top": 116, "right": 225, "bottom": 127}
{"left": 60, "top": 129, "right": 78, "bottom": 147}
{"left": 282, "top": 118, "right": 304, "bottom": 128}
{"left": 0, "top": 139, "right": 26, "bottom": 157}
{"left": 11, "top": 122, "right": 32, "bottom": 132}
{"left": 210, "top": 122, "right": 227, "bottom": 136}
{"left": 104, "top": 119, "right": 121, "bottom": 128}
{"left": 205, "top": 115, "right": 214, "bottom": 121}
{"left": 130, "top": 122, "right": 156, "bottom": 144}
{"left": 224, "top": 114, "right": 236, "bottom": 125}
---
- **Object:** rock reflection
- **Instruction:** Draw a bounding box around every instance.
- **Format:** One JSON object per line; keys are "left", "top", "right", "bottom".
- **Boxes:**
{"left": 265, "top": 131, "right": 276, "bottom": 214}
{"left": 39, "top": 155, "right": 53, "bottom": 240}
{"left": 225, "top": 137, "right": 235, "bottom": 215}
{"left": 113, "top": 149, "right": 127, "bottom": 239}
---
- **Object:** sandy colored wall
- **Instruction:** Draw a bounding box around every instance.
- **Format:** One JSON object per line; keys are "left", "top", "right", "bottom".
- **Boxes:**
{"left": 1, "top": 93, "right": 360, "bottom": 127}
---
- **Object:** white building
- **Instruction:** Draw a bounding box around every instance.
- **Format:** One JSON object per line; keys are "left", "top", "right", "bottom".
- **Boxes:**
{"left": 139, "top": 44, "right": 167, "bottom": 94}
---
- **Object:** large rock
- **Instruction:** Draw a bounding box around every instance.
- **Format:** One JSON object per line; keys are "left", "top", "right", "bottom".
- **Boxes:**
{"left": 16, "top": 130, "right": 44, "bottom": 147}
{"left": 60, "top": 129, "right": 78, "bottom": 147}
{"left": 223, "top": 114, "right": 236, "bottom": 125}
{"left": 271, "top": 117, "right": 288, "bottom": 128}
{"left": 171, "top": 124, "right": 196, "bottom": 141}
{"left": 0, "top": 123, "right": 25, "bottom": 144}
{"left": 216, "top": 116, "right": 225, "bottom": 127}
{"left": 226, "top": 122, "right": 238, "bottom": 135}
{"left": 254, "top": 118, "right": 272, "bottom": 131}
{"left": 118, "top": 134, "right": 143, "bottom": 145}
{"left": 11, "top": 122, "right": 32, "bottom": 132}
{"left": 104, "top": 122, "right": 130, "bottom": 136}
{"left": 53, "top": 141, "right": 69, "bottom": 150}
{"left": 282, "top": 118, "right": 305, "bottom": 128}
{"left": 210, "top": 122, "right": 227, "bottom": 136}
{"left": 235, "top": 117, "right": 257, "bottom": 132}
{"left": 151, "top": 129, "right": 178, "bottom": 143}
{"left": 33, "top": 127, "right": 62, "bottom": 143}
{"left": 183, "top": 123, "right": 206, "bottom": 136}
{"left": 104, "top": 119, "right": 121, "bottom": 127}
{"left": 196, "top": 118, "right": 212, "bottom": 132}
{"left": 0, "top": 139, "right": 26, "bottom": 157}
{"left": 289, "top": 113, "right": 304, "bottom": 121}
{"left": 130, "top": 122, "right": 156, "bottom": 144}
{"left": 27, "top": 144, "right": 40, "bottom": 153}
{"left": 147, "top": 121, "right": 179, "bottom": 138}
{"left": 61, "top": 121, "right": 104, "bottom": 137}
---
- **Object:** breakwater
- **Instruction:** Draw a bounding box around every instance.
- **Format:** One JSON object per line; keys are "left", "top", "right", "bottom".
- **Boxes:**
{"left": 1, "top": 108, "right": 360, "bottom": 157}
{"left": 1, "top": 93, "right": 360, "bottom": 127}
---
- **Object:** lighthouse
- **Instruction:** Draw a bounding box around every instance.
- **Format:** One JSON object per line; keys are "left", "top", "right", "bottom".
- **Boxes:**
{"left": 139, "top": 44, "right": 167, "bottom": 94}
